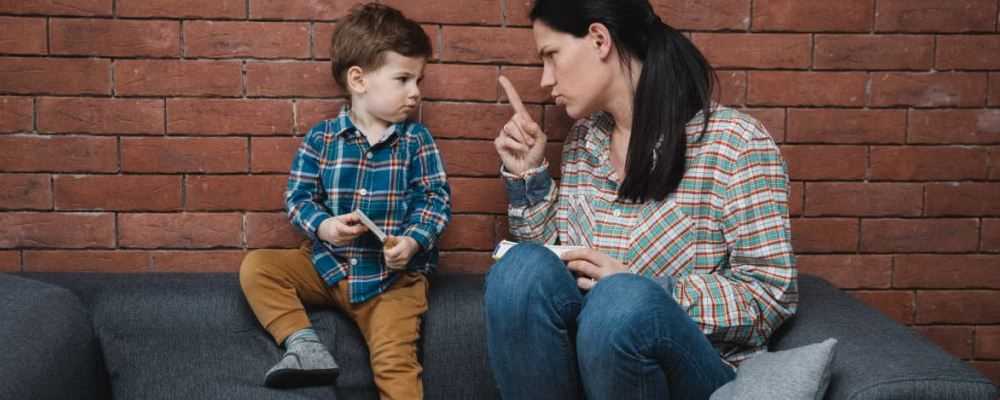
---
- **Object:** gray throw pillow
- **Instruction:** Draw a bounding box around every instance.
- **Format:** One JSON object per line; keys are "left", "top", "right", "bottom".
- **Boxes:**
{"left": 711, "top": 338, "right": 837, "bottom": 400}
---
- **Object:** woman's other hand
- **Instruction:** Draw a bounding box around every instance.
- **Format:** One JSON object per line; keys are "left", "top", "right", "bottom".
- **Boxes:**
{"left": 495, "top": 75, "right": 548, "bottom": 176}
{"left": 560, "top": 248, "right": 629, "bottom": 290}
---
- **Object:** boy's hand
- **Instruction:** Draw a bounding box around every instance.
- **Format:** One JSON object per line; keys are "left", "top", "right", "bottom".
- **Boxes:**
{"left": 317, "top": 213, "right": 368, "bottom": 246}
{"left": 383, "top": 236, "right": 419, "bottom": 270}
{"left": 495, "top": 76, "right": 548, "bottom": 176}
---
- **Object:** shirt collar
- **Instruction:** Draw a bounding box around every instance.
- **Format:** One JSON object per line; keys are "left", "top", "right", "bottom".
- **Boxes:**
{"left": 332, "top": 105, "right": 406, "bottom": 141}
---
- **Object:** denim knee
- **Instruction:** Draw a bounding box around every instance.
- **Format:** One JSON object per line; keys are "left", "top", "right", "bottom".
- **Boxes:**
{"left": 577, "top": 274, "right": 681, "bottom": 353}
{"left": 485, "top": 243, "right": 574, "bottom": 311}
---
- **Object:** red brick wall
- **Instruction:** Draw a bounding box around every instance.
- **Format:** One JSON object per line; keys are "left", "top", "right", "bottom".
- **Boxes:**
{"left": 0, "top": 0, "right": 998, "bottom": 383}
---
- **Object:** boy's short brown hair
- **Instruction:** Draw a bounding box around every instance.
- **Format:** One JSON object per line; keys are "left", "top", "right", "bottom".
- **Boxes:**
{"left": 330, "top": 3, "right": 432, "bottom": 91}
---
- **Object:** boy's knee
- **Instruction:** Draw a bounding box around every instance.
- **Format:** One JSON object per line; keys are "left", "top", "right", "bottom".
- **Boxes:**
{"left": 239, "top": 250, "right": 277, "bottom": 289}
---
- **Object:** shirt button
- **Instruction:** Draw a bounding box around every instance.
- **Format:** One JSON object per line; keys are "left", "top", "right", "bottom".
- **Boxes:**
{"left": 366, "top": 152, "right": 373, "bottom": 159}
{"left": 350, "top": 258, "right": 358, "bottom": 266}
{"left": 612, "top": 209, "right": 621, "bottom": 217}
{"left": 359, "top": 188, "right": 368, "bottom": 196}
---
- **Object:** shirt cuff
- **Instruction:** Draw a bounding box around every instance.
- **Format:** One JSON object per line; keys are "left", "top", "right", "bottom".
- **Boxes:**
{"left": 501, "top": 161, "right": 551, "bottom": 208}
{"left": 403, "top": 225, "right": 434, "bottom": 251}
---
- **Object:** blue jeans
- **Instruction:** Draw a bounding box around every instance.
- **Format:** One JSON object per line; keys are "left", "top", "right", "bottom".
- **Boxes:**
{"left": 484, "top": 243, "right": 735, "bottom": 400}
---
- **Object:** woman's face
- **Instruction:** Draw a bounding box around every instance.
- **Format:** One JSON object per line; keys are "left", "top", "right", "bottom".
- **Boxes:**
{"left": 533, "top": 20, "right": 612, "bottom": 120}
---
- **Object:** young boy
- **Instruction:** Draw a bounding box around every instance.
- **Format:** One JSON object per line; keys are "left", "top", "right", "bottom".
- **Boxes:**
{"left": 239, "top": 3, "right": 451, "bottom": 399}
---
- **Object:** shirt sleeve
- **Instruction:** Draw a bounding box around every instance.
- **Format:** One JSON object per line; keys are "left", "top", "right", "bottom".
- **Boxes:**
{"left": 285, "top": 126, "right": 334, "bottom": 241}
{"left": 401, "top": 128, "right": 452, "bottom": 251}
{"left": 503, "top": 160, "right": 560, "bottom": 245}
{"left": 672, "top": 125, "right": 798, "bottom": 347}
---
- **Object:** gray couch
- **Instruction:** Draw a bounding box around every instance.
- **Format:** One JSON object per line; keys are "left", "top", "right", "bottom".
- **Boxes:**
{"left": 1, "top": 272, "right": 995, "bottom": 400}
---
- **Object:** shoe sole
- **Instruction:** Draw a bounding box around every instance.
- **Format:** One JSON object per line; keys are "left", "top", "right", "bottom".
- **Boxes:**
{"left": 264, "top": 367, "right": 340, "bottom": 388}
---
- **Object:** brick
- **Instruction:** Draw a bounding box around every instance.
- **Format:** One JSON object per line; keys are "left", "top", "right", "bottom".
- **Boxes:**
{"left": 186, "top": 175, "right": 286, "bottom": 211}
{"left": 115, "top": 60, "right": 243, "bottom": 97}
{"left": 0, "top": 97, "right": 33, "bottom": 133}
{"left": 748, "top": 72, "right": 866, "bottom": 106}
{"left": 0, "top": 136, "right": 117, "bottom": 173}
{"left": 926, "top": 183, "right": 1000, "bottom": 216}
{"left": 788, "top": 181, "right": 803, "bottom": 216}
{"left": 970, "top": 362, "right": 1000, "bottom": 386}
{"left": 122, "top": 137, "right": 248, "bottom": 173}
{"left": 421, "top": 102, "right": 541, "bottom": 140}
{"left": 937, "top": 36, "right": 1000, "bottom": 70}
{"left": 23, "top": 250, "right": 149, "bottom": 273}
{"left": 0, "top": 17, "right": 46, "bottom": 55}
{"left": 991, "top": 73, "right": 1000, "bottom": 106}
{"left": 246, "top": 212, "right": 302, "bottom": 249}
{"left": 167, "top": 99, "right": 294, "bottom": 136}
{"left": 876, "top": 0, "right": 997, "bottom": 33}
{"left": 0, "top": 174, "right": 50, "bottom": 210}
{"left": 790, "top": 218, "right": 859, "bottom": 253}
{"left": 438, "top": 140, "right": 501, "bottom": 177}
{"left": 0, "top": 212, "right": 114, "bottom": 248}
{"left": 909, "top": 110, "right": 1000, "bottom": 144}
{"left": 992, "top": 147, "right": 1000, "bottom": 180}
{"left": 984, "top": 219, "right": 1000, "bottom": 252}
{"left": 976, "top": 326, "right": 1000, "bottom": 359}
{"left": 0, "top": 58, "right": 110, "bottom": 95}
{"left": 439, "top": 251, "right": 493, "bottom": 274}
{"left": 0, "top": 0, "right": 111, "bottom": 16}
{"left": 752, "top": 0, "right": 873, "bottom": 32}
{"left": 506, "top": 0, "right": 532, "bottom": 26}
{"left": 870, "top": 146, "right": 989, "bottom": 181}
{"left": 781, "top": 145, "right": 867, "bottom": 180}
{"left": 246, "top": 62, "right": 341, "bottom": 98}
{"left": 717, "top": 71, "right": 747, "bottom": 106}
{"left": 870, "top": 72, "right": 987, "bottom": 108}
{"left": 383, "top": 0, "right": 501, "bottom": 24}
{"left": 849, "top": 290, "right": 914, "bottom": 324}
{"left": 119, "top": 213, "right": 242, "bottom": 249}
{"left": 861, "top": 219, "right": 979, "bottom": 253}
{"left": 787, "top": 109, "right": 906, "bottom": 144}
{"left": 441, "top": 26, "right": 536, "bottom": 64}
{"left": 249, "top": 0, "right": 363, "bottom": 20}
{"left": 917, "top": 291, "right": 1000, "bottom": 324}
{"left": 0, "top": 251, "right": 18, "bottom": 272}
{"left": 151, "top": 250, "right": 246, "bottom": 272}
{"left": 439, "top": 215, "right": 496, "bottom": 251}
{"left": 814, "top": 34, "right": 934, "bottom": 70}
{"left": 117, "top": 0, "right": 246, "bottom": 18}
{"left": 450, "top": 178, "right": 508, "bottom": 213}
{"left": 251, "top": 137, "right": 300, "bottom": 173}
{"left": 914, "top": 326, "right": 974, "bottom": 359}
{"left": 424, "top": 64, "right": 498, "bottom": 102}
{"left": 742, "top": 108, "right": 785, "bottom": 143}
{"left": 498, "top": 66, "right": 550, "bottom": 104}
{"left": 38, "top": 97, "right": 164, "bottom": 135}
{"left": 804, "top": 182, "right": 922, "bottom": 217}
{"left": 296, "top": 99, "right": 347, "bottom": 134}
{"left": 543, "top": 105, "right": 574, "bottom": 142}
{"left": 50, "top": 19, "right": 180, "bottom": 57}
{"left": 184, "top": 21, "right": 310, "bottom": 59}
{"left": 495, "top": 216, "right": 512, "bottom": 242}
{"left": 895, "top": 255, "right": 1000, "bottom": 289}
{"left": 692, "top": 33, "right": 810, "bottom": 69}
{"left": 653, "top": 0, "right": 751, "bottom": 31}
{"left": 796, "top": 255, "right": 892, "bottom": 289}
{"left": 55, "top": 175, "right": 182, "bottom": 211}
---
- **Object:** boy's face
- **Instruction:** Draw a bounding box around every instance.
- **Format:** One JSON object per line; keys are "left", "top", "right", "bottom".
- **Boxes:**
{"left": 356, "top": 51, "right": 426, "bottom": 124}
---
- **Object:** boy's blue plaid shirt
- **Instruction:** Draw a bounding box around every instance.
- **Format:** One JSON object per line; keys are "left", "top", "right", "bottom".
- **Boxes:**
{"left": 286, "top": 106, "right": 451, "bottom": 303}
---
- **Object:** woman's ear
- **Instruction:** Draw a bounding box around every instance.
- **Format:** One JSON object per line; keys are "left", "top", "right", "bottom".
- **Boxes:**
{"left": 346, "top": 65, "right": 367, "bottom": 94}
{"left": 587, "top": 22, "right": 613, "bottom": 60}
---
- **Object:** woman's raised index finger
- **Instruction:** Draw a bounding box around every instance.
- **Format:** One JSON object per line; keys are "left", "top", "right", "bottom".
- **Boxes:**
{"left": 498, "top": 75, "right": 529, "bottom": 116}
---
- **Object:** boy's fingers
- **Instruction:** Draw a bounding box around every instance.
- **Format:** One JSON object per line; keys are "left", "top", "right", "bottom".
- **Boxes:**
{"left": 498, "top": 75, "right": 529, "bottom": 117}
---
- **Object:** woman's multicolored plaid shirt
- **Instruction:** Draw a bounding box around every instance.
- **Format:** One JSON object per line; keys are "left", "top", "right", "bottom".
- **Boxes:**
{"left": 503, "top": 106, "right": 798, "bottom": 366}
{"left": 286, "top": 107, "right": 451, "bottom": 304}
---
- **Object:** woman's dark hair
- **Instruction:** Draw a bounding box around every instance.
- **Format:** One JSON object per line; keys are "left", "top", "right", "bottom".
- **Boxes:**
{"left": 531, "top": 0, "right": 716, "bottom": 203}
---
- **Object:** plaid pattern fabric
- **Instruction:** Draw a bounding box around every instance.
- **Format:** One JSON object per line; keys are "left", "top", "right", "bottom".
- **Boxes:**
{"left": 504, "top": 106, "right": 797, "bottom": 366}
{"left": 286, "top": 106, "right": 451, "bottom": 303}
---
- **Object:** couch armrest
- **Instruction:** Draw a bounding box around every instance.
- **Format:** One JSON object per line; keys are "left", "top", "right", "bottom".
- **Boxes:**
{"left": 770, "top": 274, "right": 997, "bottom": 400}
{"left": 0, "top": 274, "right": 106, "bottom": 400}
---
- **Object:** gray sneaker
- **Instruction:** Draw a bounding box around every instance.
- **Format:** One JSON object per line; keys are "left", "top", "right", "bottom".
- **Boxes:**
{"left": 263, "top": 341, "right": 340, "bottom": 388}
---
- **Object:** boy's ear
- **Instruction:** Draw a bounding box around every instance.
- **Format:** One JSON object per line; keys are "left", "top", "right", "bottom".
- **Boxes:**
{"left": 346, "top": 65, "right": 367, "bottom": 94}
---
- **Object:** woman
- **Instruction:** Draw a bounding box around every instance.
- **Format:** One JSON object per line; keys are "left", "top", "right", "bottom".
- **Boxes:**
{"left": 485, "top": 0, "right": 798, "bottom": 399}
